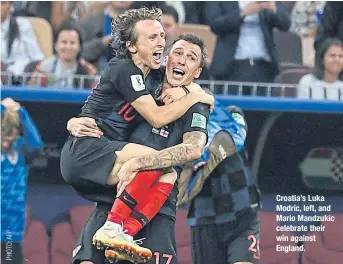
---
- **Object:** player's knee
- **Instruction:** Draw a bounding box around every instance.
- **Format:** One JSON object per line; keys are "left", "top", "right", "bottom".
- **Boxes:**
{"left": 106, "top": 172, "right": 119, "bottom": 186}
{"left": 80, "top": 261, "right": 95, "bottom": 264}
{"left": 158, "top": 168, "right": 177, "bottom": 184}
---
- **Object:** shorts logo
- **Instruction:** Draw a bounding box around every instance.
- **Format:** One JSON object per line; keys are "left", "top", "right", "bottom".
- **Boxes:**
{"left": 130, "top": 75, "right": 145, "bottom": 91}
{"left": 232, "top": 113, "right": 246, "bottom": 126}
{"left": 123, "top": 195, "right": 135, "bottom": 204}
{"left": 72, "top": 245, "right": 82, "bottom": 258}
{"left": 191, "top": 113, "right": 206, "bottom": 129}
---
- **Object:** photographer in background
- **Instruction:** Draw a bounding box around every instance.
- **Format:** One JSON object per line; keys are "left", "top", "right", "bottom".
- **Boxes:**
{"left": 1, "top": 98, "right": 43, "bottom": 264}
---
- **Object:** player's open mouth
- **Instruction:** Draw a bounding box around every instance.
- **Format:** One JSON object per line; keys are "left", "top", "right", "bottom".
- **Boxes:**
{"left": 172, "top": 67, "right": 185, "bottom": 77}
{"left": 153, "top": 51, "right": 162, "bottom": 63}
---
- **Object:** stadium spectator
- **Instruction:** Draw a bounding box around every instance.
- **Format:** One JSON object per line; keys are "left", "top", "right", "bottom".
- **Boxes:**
{"left": 160, "top": 5, "right": 211, "bottom": 81}
{"left": 61, "top": 1, "right": 90, "bottom": 22}
{"left": 77, "top": 1, "right": 134, "bottom": 72}
{"left": 289, "top": 1, "right": 326, "bottom": 37}
{"left": 12, "top": 1, "right": 78, "bottom": 32}
{"left": 314, "top": 1, "right": 343, "bottom": 52}
{"left": 131, "top": 1, "right": 185, "bottom": 23}
{"left": 0, "top": 1, "right": 44, "bottom": 80}
{"left": 165, "top": 1, "right": 185, "bottom": 24}
{"left": 1, "top": 97, "right": 43, "bottom": 264}
{"left": 205, "top": 1, "right": 291, "bottom": 93}
{"left": 160, "top": 5, "right": 180, "bottom": 64}
{"left": 298, "top": 38, "right": 343, "bottom": 100}
{"left": 28, "top": 21, "right": 97, "bottom": 89}
{"left": 183, "top": 1, "right": 207, "bottom": 25}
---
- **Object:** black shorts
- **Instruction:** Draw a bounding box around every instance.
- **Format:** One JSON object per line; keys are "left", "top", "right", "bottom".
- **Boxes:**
{"left": 60, "top": 136, "right": 127, "bottom": 203}
{"left": 72, "top": 204, "right": 178, "bottom": 264}
{"left": 191, "top": 212, "right": 260, "bottom": 264}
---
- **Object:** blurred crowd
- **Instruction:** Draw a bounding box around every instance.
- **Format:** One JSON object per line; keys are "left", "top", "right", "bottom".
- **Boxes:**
{"left": 1, "top": 1, "right": 342, "bottom": 99}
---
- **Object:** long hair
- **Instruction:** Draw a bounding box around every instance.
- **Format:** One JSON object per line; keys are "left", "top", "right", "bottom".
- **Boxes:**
{"left": 7, "top": 15, "right": 20, "bottom": 58}
{"left": 313, "top": 38, "right": 343, "bottom": 80}
{"left": 111, "top": 7, "right": 162, "bottom": 59}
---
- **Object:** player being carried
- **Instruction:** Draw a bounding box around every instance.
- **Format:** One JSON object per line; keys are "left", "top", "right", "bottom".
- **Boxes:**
{"left": 60, "top": 7, "right": 214, "bottom": 264}
{"left": 68, "top": 36, "right": 247, "bottom": 264}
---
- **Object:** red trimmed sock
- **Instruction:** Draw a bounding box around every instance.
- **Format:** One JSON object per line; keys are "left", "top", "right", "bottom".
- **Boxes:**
{"left": 124, "top": 182, "right": 174, "bottom": 236}
{"left": 107, "top": 170, "right": 163, "bottom": 224}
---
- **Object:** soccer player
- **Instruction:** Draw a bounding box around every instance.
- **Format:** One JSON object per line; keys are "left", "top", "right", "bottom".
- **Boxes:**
{"left": 66, "top": 34, "right": 215, "bottom": 264}
{"left": 177, "top": 106, "right": 262, "bottom": 264}
{"left": 1, "top": 98, "right": 43, "bottom": 264}
{"left": 60, "top": 7, "right": 214, "bottom": 262}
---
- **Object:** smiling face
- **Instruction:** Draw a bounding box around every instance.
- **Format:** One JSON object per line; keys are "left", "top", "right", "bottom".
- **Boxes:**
{"left": 128, "top": 19, "right": 166, "bottom": 72}
{"left": 165, "top": 40, "right": 203, "bottom": 87}
{"left": 55, "top": 29, "right": 81, "bottom": 63}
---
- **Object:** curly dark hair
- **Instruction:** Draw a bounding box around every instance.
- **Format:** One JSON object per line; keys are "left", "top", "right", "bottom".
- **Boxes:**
{"left": 111, "top": 7, "right": 162, "bottom": 59}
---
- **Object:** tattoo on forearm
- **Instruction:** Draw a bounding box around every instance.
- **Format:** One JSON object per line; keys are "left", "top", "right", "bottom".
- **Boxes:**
{"left": 182, "top": 131, "right": 207, "bottom": 168}
{"left": 183, "top": 131, "right": 207, "bottom": 149}
{"left": 135, "top": 144, "right": 198, "bottom": 170}
{"left": 135, "top": 131, "right": 207, "bottom": 171}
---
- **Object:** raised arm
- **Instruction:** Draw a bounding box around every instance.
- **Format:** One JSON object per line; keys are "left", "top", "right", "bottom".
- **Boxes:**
{"left": 178, "top": 105, "right": 248, "bottom": 205}
{"left": 18, "top": 106, "right": 43, "bottom": 153}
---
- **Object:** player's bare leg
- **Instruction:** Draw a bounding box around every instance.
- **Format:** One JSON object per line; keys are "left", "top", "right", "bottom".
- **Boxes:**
{"left": 106, "top": 143, "right": 160, "bottom": 185}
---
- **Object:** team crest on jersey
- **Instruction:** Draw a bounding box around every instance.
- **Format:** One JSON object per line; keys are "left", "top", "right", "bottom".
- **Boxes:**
{"left": 152, "top": 126, "right": 169, "bottom": 138}
{"left": 130, "top": 75, "right": 145, "bottom": 91}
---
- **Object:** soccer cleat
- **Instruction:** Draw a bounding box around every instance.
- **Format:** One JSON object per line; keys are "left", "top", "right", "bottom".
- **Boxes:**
{"left": 92, "top": 221, "right": 124, "bottom": 250}
{"left": 105, "top": 248, "right": 136, "bottom": 263}
{"left": 105, "top": 233, "right": 152, "bottom": 263}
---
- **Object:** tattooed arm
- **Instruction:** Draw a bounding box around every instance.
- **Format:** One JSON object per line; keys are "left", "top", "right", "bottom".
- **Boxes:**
{"left": 125, "top": 131, "right": 207, "bottom": 172}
